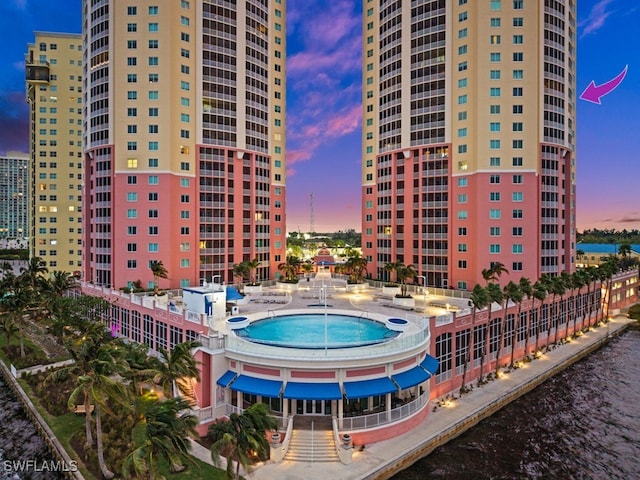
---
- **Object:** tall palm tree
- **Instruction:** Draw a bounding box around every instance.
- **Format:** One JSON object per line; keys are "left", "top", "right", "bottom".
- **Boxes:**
{"left": 344, "top": 256, "right": 368, "bottom": 284}
{"left": 495, "top": 281, "right": 518, "bottom": 375}
{"left": 460, "top": 284, "right": 488, "bottom": 394}
{"left": 246, "top": 258, "right": 261, "bottom": 284}
{"left": 123, "top": 393, "right": 198, "bottom": 480}
{"left": 517, "top": 277, "right": 533, "bottom": 364}
{"left": 0, "top": 317, "right": 19, "bottom": 348}
{"left": 479, "top": 282, "right": 502, "bottom": 385}
{"left": 396, "top": 264, "right": 417, "bottom": 297}
{"left": 277, "top": 255, "right": 301, "bottom": 282}
{"left": 532, "top": 279, "right": 548, "bottom": 355}
{"left": 20, "top": 256, "right": 48, "bottom": 290}
{"left": 505, "top": 281, "right": 523, "bottom": 368}
{"left": 209, "top": 403, "right": 277, "bottom": 480}
{"left": 546, "top": 275, "right": 566, "bottom": 348}
{"left": 0, "top": 276, "right": 32, "bottom": 358}
{"left": 482, "top": 262, "right": 508, "bottom": 285}
{"left": 150, "top": 260, "right": 168, "bottom": 295}
{"left": 383, "top": 261, "right": 402, "bottom": 284}
{"left": 47, "top": 321, "right": 114, "bottom": 447}
{"left": 568, "top": 270, "right": 586, "bottom": 338}
{"left": 152, "top": 340, "right": 202, "bottom": 399}
{"left": 580, "top": 266, "right": 597, "bottom": 331}
{"left": 48, "top": 270, "right": 77, "bottom": 297}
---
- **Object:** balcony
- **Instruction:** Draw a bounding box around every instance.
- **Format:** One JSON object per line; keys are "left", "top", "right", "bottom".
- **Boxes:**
{"left": 25, "top": 63, "right": 50, "bottom": 84}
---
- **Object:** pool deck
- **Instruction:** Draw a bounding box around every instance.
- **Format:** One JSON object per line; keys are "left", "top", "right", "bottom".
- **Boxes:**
{"left": 196, "top": 279, "right": 635, "bottom": 480}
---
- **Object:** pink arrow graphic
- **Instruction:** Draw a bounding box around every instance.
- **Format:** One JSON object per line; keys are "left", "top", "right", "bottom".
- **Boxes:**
{"left": 580, "top": 65, "right": 628, "bottom": 104}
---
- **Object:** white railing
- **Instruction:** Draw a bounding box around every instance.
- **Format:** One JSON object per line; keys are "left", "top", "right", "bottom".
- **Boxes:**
{"left": 340, "top": 392, "right": 430, "bottom": 431}
{"left": 223, "top": 327, "right": 430, "bottom": 360}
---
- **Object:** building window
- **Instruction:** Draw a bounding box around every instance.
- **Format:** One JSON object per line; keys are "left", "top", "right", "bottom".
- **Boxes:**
{"left": 513, "top": 52, "right": 523, "bottom": 62}
{"left": 490, "top": 157, "right": 501, "bottom": 166}
{"left": 458, "top": 260, "right": 468, "bottom": 269}
{"left": 490, "top": 192, "right": 501, "bottom": 201}
{"left": 458, "top": 227, "right": 468, "bottom": 236}
{"left": 513, "top": 174, "right": 523, "bottom": 184}
{"left": 458, "top": 177, "right": 468, "bottom": 187}
{"left": 512, "top": 192, "right": 523, "bottom": 202}
{"left": 490, "top": 175, "right": 501, "bottom": 184}
{"left": 489, "top": 209, "right": 501, "bottom": 219}
{"left": 490, "top": 140, "right": 500, "bottom": 149}
{"left": 513, "top": 139, "right": 523, "bottom": 149}
{"left": 512, "top": 262, "right": 523, "bottom": 271}
{"left": 490, "top": 87, "right": 501, "bottom": 97}
{"left": 490, "top": 123, "right": 501, "bottom": 132}
{"left": 512, "top": 244, "right": 523, "bottom": 254}
{"left": 458, "top": 210, "right": 468, "bottom": 220}
{"left": 513, "top": 227, "right": 523, "bottom": 236}
{"left": 458, "top": 244, "right": 468, "bottom": 252}
{"left": 513, "top": 209, "right": 523, "bottom": 219}
{"left": 490, "top": 52, "right": 501, "bottom": 62}
{"left": 490, "top": 18, "right": 501, "bottom": 27}
{"left": 513, "top": 157, "right": 523, "bottom": 166}
{"left": 513, "top": 35, "right": 523, "bottom": 44}
{"left": 490, "top": 244, "right": 501, "bottom": 254}
{"left": 490, "top": 70, "right": 501, "bottom": 80}
{"left": 458, "top": 28, "right": 468, "bottom": 38}
{"left": 490, "top": 227, "right": 501, "bottom": 236}
{"left": 513, "top": 122, "right": 523, "bottom": 131}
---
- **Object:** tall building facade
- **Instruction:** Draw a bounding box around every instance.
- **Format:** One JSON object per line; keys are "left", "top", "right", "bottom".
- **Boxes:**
{"left": 26, "top": 32, "right": 84, "bottom": 272}
{"left": 362, "top": 0, "right": 576, "bottom": 289}
{"left": 82, "top": 0, "right": 287, "bottom": 290}
{"left": 0, "top": 152, "right": 29, "bottom": 242}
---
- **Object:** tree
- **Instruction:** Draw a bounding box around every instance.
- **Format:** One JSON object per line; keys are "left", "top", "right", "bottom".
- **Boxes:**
{"left": 545, "top": 275, "right": 566, "bottom": 349}
{"left": 580, "top": 266, "right": 597, "bottom": 331}
{"left": 532, "top": 279, "right": 548, "bottom": 355}
{"left": 517, "top": 277, "right": 534, "bottom": 364}
{"left": 277, "top": 256, "right": 301, "bottom": 282}
{"left": 482, "top": 262, "right": 508, "bottom": 285}
{"left": 344, "top": 256, "right": 368, "bottom": 284}
{"left": 123, "top": 393, "right": 198, "bottom": 480}
{"left": 495, "top": 281, "right": 520, "bottom": 374}
{"left": 568, "top": 270, "right": 586, "bottom": 338}
{"left": 383, "top": 261, "right": 402, "bottom": 284}
{"left": 0, "top": 317, "right": 19, "bottom": 348}
{"left": 0, "top": 276, "right": 32, "bottom": 358}
{"left": 509, "top": 278, "right": 528, "bottom": 368}
{"left": 152, "top": 340, "right": 202, "bottom": 399}
{"left": 396, "top": 264, "right": 417, "bottom": 297}
{"left": 209, "top": 403, "right": 277, "bottom": 480}
{"left": 479, "top": 282, "right": 502, "bottom": 385}
{"left": 232, "top": 262, "right": 250, "bottom": 287}
{"left": 246, "top": 258, "right": 261, "bottom": 284}
{"left": 150, "top": 260, "right": 168, "bottom": 295}
{"left": 460, "top": 284, "right": 488, "bottom": 394}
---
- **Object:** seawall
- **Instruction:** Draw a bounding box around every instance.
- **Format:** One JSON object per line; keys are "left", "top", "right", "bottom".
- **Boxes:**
{"left": 0, "top": 360, "right": 84, "bottom": 480}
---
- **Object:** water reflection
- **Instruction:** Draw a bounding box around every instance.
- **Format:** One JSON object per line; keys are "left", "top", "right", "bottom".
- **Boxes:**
{"left": 0, "top": 379, "right": 64, "bottom": 480}
{"left": 395, "top": 330, "right": 640, "bottom": 480}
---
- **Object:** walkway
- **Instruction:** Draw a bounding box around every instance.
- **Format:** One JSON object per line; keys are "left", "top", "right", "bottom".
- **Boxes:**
{"left": 248, "top": 315, "right": 633, "bottom": 480}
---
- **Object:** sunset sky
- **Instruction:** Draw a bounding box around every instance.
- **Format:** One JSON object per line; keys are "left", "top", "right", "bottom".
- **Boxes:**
{"left": 1, "top": 0, "right": 638, "bottom": 233}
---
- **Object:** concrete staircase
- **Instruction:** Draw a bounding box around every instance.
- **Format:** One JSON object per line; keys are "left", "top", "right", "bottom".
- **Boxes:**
{"left": 283, "top": 426, "right": 339, "bottom": 462}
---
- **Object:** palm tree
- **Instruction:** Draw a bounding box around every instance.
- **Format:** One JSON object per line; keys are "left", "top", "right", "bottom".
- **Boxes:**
{"left": 482, "top": 262, "right": 508, "bottom": 285}
{"left": 546, "top": 275, "right": 566, "bottom": 348}
{"left": 580, "top": 266, "right": 597, "bottom": 331}
{"left": 460, "top": 284, "right": 488, "bottom": 394}
{"left": 209, "top": 403, "right": 277, "bottom": 480}
{"left": 396, "top": 264, "right": 417, "bottom": 297}
{"left": 601, "top": 258, "right": 620, "bottom": 322}
{"left": 152, "top": 340, "right": 202, "bottom": 399}
{"left": 150, "top": 260, "right": 168, "bottom": 295}
{"left": 21, "top": 256, "right": 48, "bottom": 290}
{"left": 532, "top": 279, "right": 548, "bottom": 355}
{"left": 0, "top": 317, "right": 19, "bottom": 348}
{"left": 344, "top": 256, "right": 368, "bottom": 284}
{"left": 517, "top": 277, "right": 533, "bottom": 364}
{"left": 0, "top": 276, "right": 32, "bottom": 358}
{"left": 568, "top": 270, "right": 586, "bottom": 338}
{"left": 123, "top": 393, "right": 198, "bottom": 480}
{"left": 383, "top": 261, "right": 402, "bottom": 285}
{"left": 47, "top": 321, "right": 114, "bottom": 447}
{"left": 48, "top": 270, "right": 77, "bottom": 297}
{"left": 509, "top": 277, "right": 531, "bottom": 368}
{"left": 246, "top": 258, "right": 261, "bottom": 284}
{"left": 277, "top": 255, "right": 301, "bottom": 282}
{"left": 495, "top": 281, "right": 518, "bottom": 376}
{"left": 479, "top": 282, "right": 502, "bottom": 385}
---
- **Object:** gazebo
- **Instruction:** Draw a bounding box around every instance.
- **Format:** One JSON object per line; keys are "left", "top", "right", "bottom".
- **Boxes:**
{"left": 313, "top": 247, "right": 337, "bottom": 272}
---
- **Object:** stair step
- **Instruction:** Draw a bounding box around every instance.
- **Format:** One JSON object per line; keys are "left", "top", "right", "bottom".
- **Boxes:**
{"left": 283, "top": 427, "right": 339, "bottom": 463}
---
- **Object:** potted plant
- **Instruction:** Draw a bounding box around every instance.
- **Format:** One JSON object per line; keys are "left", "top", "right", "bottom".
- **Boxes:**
{"left": 341, "top": 433, "right": 351, "bottom": 446}
{"left": 393, "top": 263, "right": 417, "bottom": 307}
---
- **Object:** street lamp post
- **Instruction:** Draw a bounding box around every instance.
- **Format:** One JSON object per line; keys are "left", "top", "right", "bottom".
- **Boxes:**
{"left": 417, "top": 275, "right": 427, "bottom": 323}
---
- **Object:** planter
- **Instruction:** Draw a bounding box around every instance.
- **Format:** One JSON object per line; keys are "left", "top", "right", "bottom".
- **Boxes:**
{"left": 346, "top": 282, "right": 366, "bottom": 292}
{"left": 341, "top": 434, "right": 352, "bottom": 446}
{"left": 393, "top": 296, "right": 415, "bottom": 308}
{"left": 386, "top": 317, "right": 409, "bottom": 332}
{"left": 382, "top": 285, "right": 401, "bottom": 297}
{"left": 277, "top": 281, "right": 299, "bottom": 291}
{"left": 270, "top": 432, "right": 281, "bottom": 445}
{"left": 226, "top": 316, "right": 249, "bottom": 330}
{"left": 244, "top": 284, "right": 262, "bottom": 294}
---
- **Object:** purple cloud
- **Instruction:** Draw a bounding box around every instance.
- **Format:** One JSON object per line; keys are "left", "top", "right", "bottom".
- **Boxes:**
{"left": 579, "top": 0, "right": 616, "bottom": 37}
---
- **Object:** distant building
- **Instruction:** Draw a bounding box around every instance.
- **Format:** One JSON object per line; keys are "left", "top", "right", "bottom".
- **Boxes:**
{"left": 0, "top": 151, "right": 29, "bottom": 244}
{"left": 25, "top": 32, "right": 84, "bottom": 272}
{"left": 576, "top": 244, "right": 640, "bottom": 268}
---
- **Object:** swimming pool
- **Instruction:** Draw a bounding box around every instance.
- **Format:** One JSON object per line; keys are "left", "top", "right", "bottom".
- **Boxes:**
{"left": 234, "top": 313, "right": 399, "bottom": 349}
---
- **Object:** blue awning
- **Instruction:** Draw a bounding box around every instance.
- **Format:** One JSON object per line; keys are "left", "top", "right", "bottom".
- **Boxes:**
{"left": 226, "top": 286, "right": 244, "bottom": 301}
{"left": 283, "top": 382, "right": 343, "bottom": 400}
{"left": 392, "top": 365, "right": 431, "bottom": 390}
{"left": 216, "top": 370, "right": 237, "bottom": 387}
{"left": 421, "top": 355, "right": 439, "bottom": 375}
{"left": 343, "top": 377, "right": 398, "bottom": 398}
{"left": 230, "top": 375, "right": 282, "bottom": 398}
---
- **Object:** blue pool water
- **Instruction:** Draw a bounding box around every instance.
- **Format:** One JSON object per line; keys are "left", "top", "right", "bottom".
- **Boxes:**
{"left": 236, "top": 314, "right": 399, "bottom": 348}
